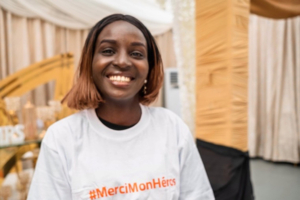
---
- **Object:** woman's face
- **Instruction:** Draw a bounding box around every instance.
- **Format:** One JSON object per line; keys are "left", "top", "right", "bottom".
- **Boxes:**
{"left": 92, "top": 21, "right": 149, "bottom": 103}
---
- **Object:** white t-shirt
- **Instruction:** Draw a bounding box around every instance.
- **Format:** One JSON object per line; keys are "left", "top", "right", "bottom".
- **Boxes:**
{"left": 28, "top": 105, "right": 214, "bottom": 200}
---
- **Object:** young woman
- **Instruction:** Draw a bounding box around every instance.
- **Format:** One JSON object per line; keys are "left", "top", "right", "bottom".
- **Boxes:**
{"left": 28, "top": 14, "right": 214, "bottom": 200}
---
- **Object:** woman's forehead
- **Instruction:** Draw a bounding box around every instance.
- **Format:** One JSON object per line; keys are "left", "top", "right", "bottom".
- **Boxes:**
{"left": 97, "top": 21, "right": 146, "bottom": 44}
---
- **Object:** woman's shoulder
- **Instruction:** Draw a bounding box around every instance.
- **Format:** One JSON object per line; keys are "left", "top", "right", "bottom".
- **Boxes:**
{"left": 144, "top": 106, "right": 189, "bottom": 131}
{"left": 42, "top": 110, "right": 90, "bottom": 145}
{"left": 145, "top": 105, "right": 175, "bottom": 116}
{"left": 146, "top": 106, "right": 183, "bottom": 122}
{"left": 49, "top": 110, "right": 88, "bottom": 130}
{"left": 144, "top": 106, "right": 193, "bottom": 145}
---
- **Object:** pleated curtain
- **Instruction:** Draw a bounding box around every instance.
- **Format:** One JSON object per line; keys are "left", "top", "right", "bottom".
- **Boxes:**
{"left": 248, "top": 14, "right": 300, "bottom": 163}
{"left": 0, "top": 7, "right": 89, "bottom": 107}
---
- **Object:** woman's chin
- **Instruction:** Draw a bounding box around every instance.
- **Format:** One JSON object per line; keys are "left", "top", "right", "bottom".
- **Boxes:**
{"left": 103, "top": 93, "right": 139, "bottom": 104}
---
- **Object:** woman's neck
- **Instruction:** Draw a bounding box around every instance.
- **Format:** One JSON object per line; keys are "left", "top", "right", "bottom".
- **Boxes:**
{"left": 95, "top": 100, "right": 142, "bottom": 126}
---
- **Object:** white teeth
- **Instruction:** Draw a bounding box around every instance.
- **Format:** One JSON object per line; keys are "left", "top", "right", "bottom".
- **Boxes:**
{"left": 109, "top": 75, "right": 130, "bottom": 82}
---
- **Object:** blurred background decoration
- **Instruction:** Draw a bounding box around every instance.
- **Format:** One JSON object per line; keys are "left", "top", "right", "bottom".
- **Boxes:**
{"left": 0, "top": 0, "right": 299, "bottom": 200}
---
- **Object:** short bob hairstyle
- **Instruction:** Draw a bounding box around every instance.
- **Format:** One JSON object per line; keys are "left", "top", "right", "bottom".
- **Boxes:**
{"left": 62, "top": 14, "right": 164, "bottom": 110}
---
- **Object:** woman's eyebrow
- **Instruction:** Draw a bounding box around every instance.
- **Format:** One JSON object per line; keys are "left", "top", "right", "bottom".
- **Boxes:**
{"left": 131, "top": 42, "right": 146, "bottom": 47}
{"left": 99, "top": 40, "right": 146, "bottom": 48}
{"left": 99, "top": 39, "right": 116, "bottom": 45}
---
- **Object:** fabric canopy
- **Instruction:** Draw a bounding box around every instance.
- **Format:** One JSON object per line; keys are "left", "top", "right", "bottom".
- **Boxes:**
{"left": 251, "top": 0, "right": 300, "bottom": 19}
{"left": 0, "top": 0, "right": 173, "bottom": 36}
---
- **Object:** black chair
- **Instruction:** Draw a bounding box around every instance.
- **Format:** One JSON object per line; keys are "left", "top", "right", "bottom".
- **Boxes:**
{"left": 197, "top": 139, "right": 255, "bottom": 200}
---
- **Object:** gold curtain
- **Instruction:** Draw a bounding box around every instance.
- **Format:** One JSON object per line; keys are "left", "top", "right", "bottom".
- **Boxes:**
{"left": 195, "top": 0, "right": 249, "bottom": 151}
{"left": 251, "top": 0, "right": 300, "bottom": 19}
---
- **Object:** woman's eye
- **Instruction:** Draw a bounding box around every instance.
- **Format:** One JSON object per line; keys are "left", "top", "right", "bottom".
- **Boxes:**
{"left": 102, "top": 49, "right": 114, "bottom": 55}
{"left": 131, "top": 52, "right": 143, "bottom": 58}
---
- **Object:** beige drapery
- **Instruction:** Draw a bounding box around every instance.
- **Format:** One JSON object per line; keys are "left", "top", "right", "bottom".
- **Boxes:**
{"left": 0, "top": 8, "right": 89, "bottom": 107}
{"left": 248, "top": 14, "right": 300, "bottom": 163}
{"left": 195, "top": 0, "right": 249, "bottom": 151}
{"left": 0, "top": 8, "right": 175, "bottom": 108}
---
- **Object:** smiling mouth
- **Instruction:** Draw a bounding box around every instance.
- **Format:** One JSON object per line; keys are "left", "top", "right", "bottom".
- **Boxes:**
{"left": 107, "top": 75, "right": 133, "bottom": 83}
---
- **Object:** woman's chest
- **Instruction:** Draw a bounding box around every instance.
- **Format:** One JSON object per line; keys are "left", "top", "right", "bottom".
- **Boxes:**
{"left": 69, "top": 133, "right": 180, "bottom": 200}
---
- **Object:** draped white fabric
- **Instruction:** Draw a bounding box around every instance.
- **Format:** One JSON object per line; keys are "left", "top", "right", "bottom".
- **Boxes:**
{"left": 248, "top": 14, "right": 300, "bottom": 163}
{"left": 170, "top": 0, "right": 196, "bottom": 136}
{"left": 0, "top": 0, "right": 172, "bottom": 35}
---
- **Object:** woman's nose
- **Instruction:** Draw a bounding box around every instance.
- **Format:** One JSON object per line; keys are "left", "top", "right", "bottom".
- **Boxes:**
{"left": 112, "top": 50, "right": 131, "bottom": 68}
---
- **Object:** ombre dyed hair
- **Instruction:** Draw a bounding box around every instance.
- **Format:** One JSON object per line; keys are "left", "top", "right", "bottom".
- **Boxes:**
{"left": 62, "top": 14, "right": 164, "bottom": 110}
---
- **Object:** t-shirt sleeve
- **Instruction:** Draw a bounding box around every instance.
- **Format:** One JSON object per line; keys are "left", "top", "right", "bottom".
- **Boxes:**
{"left": 179, "top": 124, "right": 215, "bottom": 200}
{"left": 27, "top": 128, "right": 72, "bottom": 200}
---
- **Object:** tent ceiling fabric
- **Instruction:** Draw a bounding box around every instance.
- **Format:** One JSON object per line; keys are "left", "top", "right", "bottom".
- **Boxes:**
{"left": 251, "top": 0, "right": 300, "bottom": 19}
{"left": 0, "top": 0, "right": 173, "bottom": 35}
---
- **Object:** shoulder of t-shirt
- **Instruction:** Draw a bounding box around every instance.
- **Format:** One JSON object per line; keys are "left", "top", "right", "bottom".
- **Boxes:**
{"left": 42, "top": 110, "right": 88, "bottom": 148}
{"left": 145, "top": 106, "right": 180, "bottom": 121}
{"left": 144, "top": 106, "right": 193, "bottom": 143}
{"left": 48, "top": 109, "right": 87, "bottom": 130}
